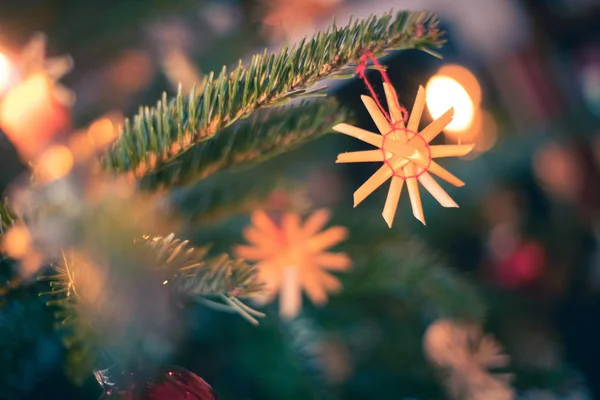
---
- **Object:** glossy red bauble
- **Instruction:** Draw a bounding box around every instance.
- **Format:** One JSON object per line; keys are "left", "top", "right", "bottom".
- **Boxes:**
{"left": 99, "top": 366, "right": 216, "bottom": 400}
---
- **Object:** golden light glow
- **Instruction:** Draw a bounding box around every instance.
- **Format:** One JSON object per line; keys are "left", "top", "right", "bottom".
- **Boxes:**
{"left": 68, "top": 131, "right": 95, "bottom": 162}
{"left": 0, "top": 72, "right": 71, "bottom": 158}
{"left": 426, "top": 75, "right": 474, "bottom": 132}
{"left": 474, "top": 111, "right": 498, "bottom": 153}
{"left": 36, "top": 145, "right": 74, "bottom": 183}
{"left": 438, "top": 65, "right": 482, "bottom": 106}
{"left": 69, "top": 114, "right": 123, "bottom": 163}
{"left": 87, "top": 117, "right": 117, "bottom": 148}
{"left": 0, "top": 52, "right": 15, "bottom": 95}
{"left": 533, "top": 143, "right": 581, "bottom": 202}
{"left": 1, "top": 224, "right": 45, "bottom": 278}
{"left": 2, "top": 225, "right": 32, "bottom": 259}
{"left": 425, "top": 65, "right": 495, "bottom": 155}
{"left": 14, "top": 33, "right": 75, "bottom": 107}
{"left": 447, "top": 110, "right": 499, "bottom": 161}
{"left": 0, "top": 73, "right": 50, "bottom": 128}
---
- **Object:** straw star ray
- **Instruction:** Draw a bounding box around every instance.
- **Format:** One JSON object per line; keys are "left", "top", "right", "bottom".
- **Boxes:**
{"left": 334, "top": 83, "right": 473, "bottom": 226}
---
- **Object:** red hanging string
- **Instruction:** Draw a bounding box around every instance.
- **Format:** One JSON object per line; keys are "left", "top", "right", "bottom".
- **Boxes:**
{"left": 355, "top": 52, "right": 431, "bottom": 180}
{"left": 356, "top": 53, "right": 407, "bottom": 124}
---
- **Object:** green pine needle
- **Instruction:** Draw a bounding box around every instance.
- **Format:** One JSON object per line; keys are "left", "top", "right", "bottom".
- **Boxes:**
{"left": 146, "top": 233, "right": 264, "bottom": 324}
{"left": 146, "top": 233, "right": 263, "bottom": 300}
{"left": 139, "top": 99, "right": 351, "bottom": 190}
{"left": 102, "top": 10, "right": 443, "bottom": 178}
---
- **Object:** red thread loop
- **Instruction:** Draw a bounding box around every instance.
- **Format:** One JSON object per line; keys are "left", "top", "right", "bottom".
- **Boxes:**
{"left": 356, "top": 52, "right": 409, "bottom": 124}
{"left": 355, "top": 52, "right": 430, "bottom": 180}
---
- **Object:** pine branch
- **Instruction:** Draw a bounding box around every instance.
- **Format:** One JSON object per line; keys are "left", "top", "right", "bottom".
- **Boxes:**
{"left": 343, "top": 239, "right": 485, "bottom": 322}
{"left": 146, "top": 234, "right": 265, "bottom": 324}
{"left": 102, "top": 10, "right": 443, "bottom": 179}
{"left": 146, "top": 233, "right": 262, "bottom": 300}
{"left": 42, "top": 234, "right": 263, "bottom": 317}
{"left": 139, "top": 100, "right": 351, "bottom": 190}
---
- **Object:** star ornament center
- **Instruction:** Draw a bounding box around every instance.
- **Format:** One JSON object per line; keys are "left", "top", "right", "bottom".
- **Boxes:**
{"left": 378, "top": 126, "right": 433, "bottom": 179}
{"left": 334, "top": 82, "right": 474, "bottom": 227}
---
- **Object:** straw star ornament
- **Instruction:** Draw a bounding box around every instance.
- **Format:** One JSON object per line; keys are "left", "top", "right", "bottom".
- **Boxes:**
{"left": 334, "top": 83, "right": 473, "bottom": 226}
{"left": 423, "top": 319, "right": 514, "bottom": 400}
{"left": 234, "top": 209, "right": 350, "bottom": 319}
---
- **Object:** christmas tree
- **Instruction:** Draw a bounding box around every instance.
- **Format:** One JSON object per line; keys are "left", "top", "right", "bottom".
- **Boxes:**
{"left": 0, "top": 1, "right": 598, "bottom": 399}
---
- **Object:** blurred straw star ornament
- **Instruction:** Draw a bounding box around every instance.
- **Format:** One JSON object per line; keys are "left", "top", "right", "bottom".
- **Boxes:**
{"left": 234, "top": 209, "right": 350, "bottom": 319}
{"left": 16, "top": 32, "right": 75, "bottom": 106}
{"left": 423, "top": 319, "right": 514, "bottom": 400}
{"left": 334, "top": 81, "right": 473, "bottom": 226}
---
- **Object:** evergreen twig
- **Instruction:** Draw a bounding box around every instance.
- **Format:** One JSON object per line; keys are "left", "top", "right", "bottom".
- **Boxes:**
{"left": 102, "top": 10, "right": 443, "bottom": 179}
{"left": 139, "top": 100, "right": 351, "bottom": 190}
{"left": 344, "top": 240, "right": 486, "bottom": 322}
{"left": 146, "top": 233, "right": 263, "bottom": 305}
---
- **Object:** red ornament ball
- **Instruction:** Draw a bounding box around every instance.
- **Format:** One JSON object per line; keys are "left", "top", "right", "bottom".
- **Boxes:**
{"left": 99, "top": 366, "right": 216, "bottom": 400}
{"left": 495, "top": 241, "right": 546, "bottom": 289}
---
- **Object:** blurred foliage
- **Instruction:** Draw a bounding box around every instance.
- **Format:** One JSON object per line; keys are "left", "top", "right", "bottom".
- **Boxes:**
{"left": 0, "top": 260, "right": 65, "bottom": 399}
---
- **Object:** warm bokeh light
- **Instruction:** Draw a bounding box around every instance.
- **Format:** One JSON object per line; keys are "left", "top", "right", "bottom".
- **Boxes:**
{"left": 68, "top": 131, "right": 95, "bottom": 162}
{"left": 453, "top": 110, "right": 498, "bottom": 161}
{"left": 533, "top": 143, "right": 582, "bottom": 202}
{"left": 87, "top": 117, "right": 117, "bottom": 148}
{"left": 474, "top": 111, "right": 498, "bottom": 152}
{"left": 488, "top": 223, "right": 519, "bottom": 260}
{"left": 0, "top": 52, "right": 16, "bottom": 95}
{"left": 68, "top": 113, "right": 122, "bottom": 163}
{"left": 427, "top": 65, "right": 497, "bottom": 158}
{"left": 0, "top": 73, "right": 71, "bottom": 158}
{"left": 36, "top": 145, "right": 74, "bottom": 183}
{"left": 438, "top": 65, "right": 482, "bottom": 106}
{"left": 1, "top": 73, "right": 49, "bottom": 126}
{"left": 426, "top": 75, "right": 475, "bottom": 132}
{"left": 106, "top": 50, "right": 155, "bottom": 93}
{"left": 2, "top": 225, "right": 32, "bottom": 259}
{"left": 426, "top": 65, "right": 482, "bottom": 138}
{"left": 1, "top": 224, "right": 45, "bottom": 278}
